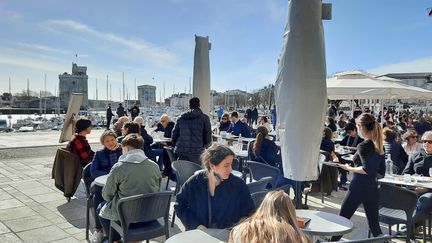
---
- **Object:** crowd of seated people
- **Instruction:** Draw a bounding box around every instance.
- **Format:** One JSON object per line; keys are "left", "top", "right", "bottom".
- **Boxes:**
{"left": 77, "top": 102, "right": 432, "bottom": 242}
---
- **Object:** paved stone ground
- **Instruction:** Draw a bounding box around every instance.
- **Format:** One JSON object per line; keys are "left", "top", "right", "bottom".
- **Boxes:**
{"left": 0, "top": 130, "right": 425, "bottom": 242}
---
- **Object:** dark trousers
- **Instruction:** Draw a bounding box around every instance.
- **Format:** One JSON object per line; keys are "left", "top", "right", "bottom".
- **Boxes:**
{"left": 331, "top": 188, "right": 382, "bottom": 241}
{"left": 178, "top": 153, "right": 202, "bottom": 165}
{"left": 97, "top": 202, "right": 121, "bottom": 241}
{"left": 90, "top": 183, "right": 104, "bottom": 230}
{"left": 148, "top": 148, "right": 164, "bottom": 170}
{"left": 106, "top": 117, "right": 112, "bottom": 130}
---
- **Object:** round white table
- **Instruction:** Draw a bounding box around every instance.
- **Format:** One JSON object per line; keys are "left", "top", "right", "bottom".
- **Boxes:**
{"left": 296, "top": 210, "right": 353, "bottom": 237}
{"left": 94, "top": 174, "right": 108, "bottom": 187}
{"left": 166, "top": 229, "right": 228, "bottom": 243}
{"left": 153, "top": 137, "right": 172, "bottom": 143}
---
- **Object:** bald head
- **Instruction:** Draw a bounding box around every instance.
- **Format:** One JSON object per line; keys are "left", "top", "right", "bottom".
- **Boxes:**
{"left": 133, "top": 116, "right": 145, "bottom": 125}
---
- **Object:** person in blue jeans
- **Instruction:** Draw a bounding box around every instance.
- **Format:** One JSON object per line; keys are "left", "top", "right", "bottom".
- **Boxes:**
{"left": 90, "top": 130, "right": 122, "bottom": 243}
{"left": 403, "top": 131, "right": 432, "bottom": 220}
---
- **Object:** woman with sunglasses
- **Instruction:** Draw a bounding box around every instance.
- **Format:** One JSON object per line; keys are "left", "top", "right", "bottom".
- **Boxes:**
{"left": 219, "top": 113, "right": 232, "bottom": 132}
{"left": 331, "top": 113, "right": 385, "bottom": 241}
{"left": 402, "top": 131, "right": 432, "bottom": 222}
{"left": 402, "top": 129, "right": 422, "bottom": 160}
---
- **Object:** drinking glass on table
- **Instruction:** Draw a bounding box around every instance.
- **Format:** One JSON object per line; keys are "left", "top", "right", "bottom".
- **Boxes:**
{"left": 429, "top": 168, "right": 432, "bottom": 177}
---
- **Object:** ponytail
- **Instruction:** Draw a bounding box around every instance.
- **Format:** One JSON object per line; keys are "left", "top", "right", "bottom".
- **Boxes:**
{"left": 253, "top": 132, "right": 264, "bottom": 157}
{"left": 371, "top": 122, "right": 384, "bottom": 155}
{"left": 253, "top": 126, "right": 269, "bottom": 157}
{"left": 357, "top": 113, "right": 384, "bottom": 155}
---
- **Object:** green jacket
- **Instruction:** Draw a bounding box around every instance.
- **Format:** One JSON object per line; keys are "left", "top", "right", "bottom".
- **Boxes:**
{"left": 99, "top": 149, "right": 161, "bottom": 221}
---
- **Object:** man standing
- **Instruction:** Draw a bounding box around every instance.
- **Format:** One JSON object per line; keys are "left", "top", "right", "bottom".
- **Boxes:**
{"left": 172, "top": 97, "right": 212, "bottom": 164}
{"left": 116, "top": 103, "right": 127, "bottom": 117}
{"left": 251, "top": 106, "right": 258, "bottom": 125}
{"left": 246, "top": 107, "right": 252, "bottom": 126}
{"left": 128, "top": 103, "right": 140, "bottom": 121}
{"left": 106, "top": 104, "right": 114, "bottom": 130}
{"left": 271, "top": 105, "right": 277, "bottom": 131}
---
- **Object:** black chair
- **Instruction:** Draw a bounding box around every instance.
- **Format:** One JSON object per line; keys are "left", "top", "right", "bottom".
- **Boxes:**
{"left": 163, "top": 146, "right": 177, "bottom": 190}
{"left": 81, "top": 164, "right": 94, "bottom": 240}
{"left": 171, "top": 160, "right": 202, "bottom": 227}
{"left": 251, "top": 190, "right": 269, "bottom": 208}
{"left": 109, "top": 191, "right": 173, "bottom": 243}
{"left": 378, "top": 183, "right": 427, "bottom": 242}
{"left": 247, "top": 176, "right": 272, "bottom": 194}
{"left": 247, "top": 161, "right": 279, "bottom": 189}
{"left": 322, "top": 234, "right": 392, "bottom": 242}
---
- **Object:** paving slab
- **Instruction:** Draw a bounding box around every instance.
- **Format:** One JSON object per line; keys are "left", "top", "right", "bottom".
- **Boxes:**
{"left": 0, "top": 221, "right": 11, "bottom": 234}
{"left": 0, "top": 198, "right": 24, "bottom": 210}
{"left": 0, "top": 233, "right": 22, "bottom": 243}
{"left": 17, "top": 225, "right": 67, "bottom": 242}
{"left": 50, "top": 237, "right": 80, "bottom": 243}
{"left": 4, "top": 214, "right": 52, "bottom": 232}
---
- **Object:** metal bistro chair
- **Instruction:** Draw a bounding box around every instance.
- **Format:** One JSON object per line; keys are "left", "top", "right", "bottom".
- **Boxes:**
{"left": 247, "top": 176, "right": 273, "bottom": 194}
{"left": 81, "top": 163, "right": 94, "bottom": 240}
{"left": 251, "top": 190, "right": 269, "bottom": 208}
{"left": 378, "top": 183, "right": 427, "bottom": 242}
{"left": 247, "top": 161, "right": 279, "bottom": 189}
{"left": 163, "top": 146, "right": 177, "bottom": 190}
{"left": 109, "top": 191, "right": 173, "bottom": 243}
{"left": 171, "top": 160, "right": 202, "bottom": 227}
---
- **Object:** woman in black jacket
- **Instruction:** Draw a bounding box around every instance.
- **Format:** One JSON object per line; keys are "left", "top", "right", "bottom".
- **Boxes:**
{"left": 175, "top": 143, "right": 254, "bottom": 230}
{"left": 219, "top": 113, "right": 232, "bottom": 132}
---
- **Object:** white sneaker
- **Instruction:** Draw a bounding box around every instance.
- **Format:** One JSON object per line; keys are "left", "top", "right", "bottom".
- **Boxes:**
{"left": 91, "top": 230, "right": 104, "bottom": 243}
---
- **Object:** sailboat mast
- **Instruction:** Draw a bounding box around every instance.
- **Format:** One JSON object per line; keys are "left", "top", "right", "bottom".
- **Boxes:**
{"left": 122, "top": 72, "right": 125, "bottom": 103}
{"left": 44, "top": 74, "right": 47, "bottom": 116}
{"left": 106, "top": 75, "right": 109, "bottom": 102}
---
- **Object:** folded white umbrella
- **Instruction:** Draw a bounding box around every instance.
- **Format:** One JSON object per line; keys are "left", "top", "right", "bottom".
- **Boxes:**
{"left": 275, "top": 0, "right": 326, "bottom": 181}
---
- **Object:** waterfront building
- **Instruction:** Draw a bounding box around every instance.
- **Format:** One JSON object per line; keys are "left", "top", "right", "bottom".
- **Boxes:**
{"left": 138, "top": 85, "right": 156, "bottom": 108}
{"left": 59, "top": 63, "right": 89, "bottom": 110}
{"left": 385, "top": 72, "right": 432, "bottom": 90}
{"left": 169, "top": 93, "right": 191, "bottom": 109}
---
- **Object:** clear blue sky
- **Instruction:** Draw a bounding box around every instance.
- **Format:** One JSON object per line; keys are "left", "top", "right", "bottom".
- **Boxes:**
{"left": 0, "top": 0, "right": 431, "bottom": 101}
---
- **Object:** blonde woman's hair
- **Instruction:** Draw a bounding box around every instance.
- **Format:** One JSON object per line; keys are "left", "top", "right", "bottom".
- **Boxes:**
{"left": 402, "top": 129, "right": 418, "bottom": 141}
{"left": 99, "top": 130, "right": 117, "bottom": 145}
{"left": 357, "top": 113, "right": 384, "bottom": 155}
{"left": 228, "top": 191, "right": 310, "bottom": 243}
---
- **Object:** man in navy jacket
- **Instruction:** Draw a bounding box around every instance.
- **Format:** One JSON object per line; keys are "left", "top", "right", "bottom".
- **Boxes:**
{"left": 228, "top": 111, "right": 252, "bottom": 138}
{"left": 172, "top": 97, "right": 212, "bottom": 164}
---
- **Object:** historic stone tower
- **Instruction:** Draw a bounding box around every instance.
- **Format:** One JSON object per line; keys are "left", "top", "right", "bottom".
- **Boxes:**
{"left": 59, "top": 63, "right": 89, "bottom": 110}
{"left": 138, "top": 85, "right": 156, "bottom": 108}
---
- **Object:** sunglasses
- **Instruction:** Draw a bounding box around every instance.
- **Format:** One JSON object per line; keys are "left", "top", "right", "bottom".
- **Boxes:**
{"left": 410, "top": 136, "right": 418, "bottom": 139}
{"left": 423, "top": 140, "right": 432, "bottom": 144}
{"left": 221, "top": 118, "right": 228, "bottom": 120}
